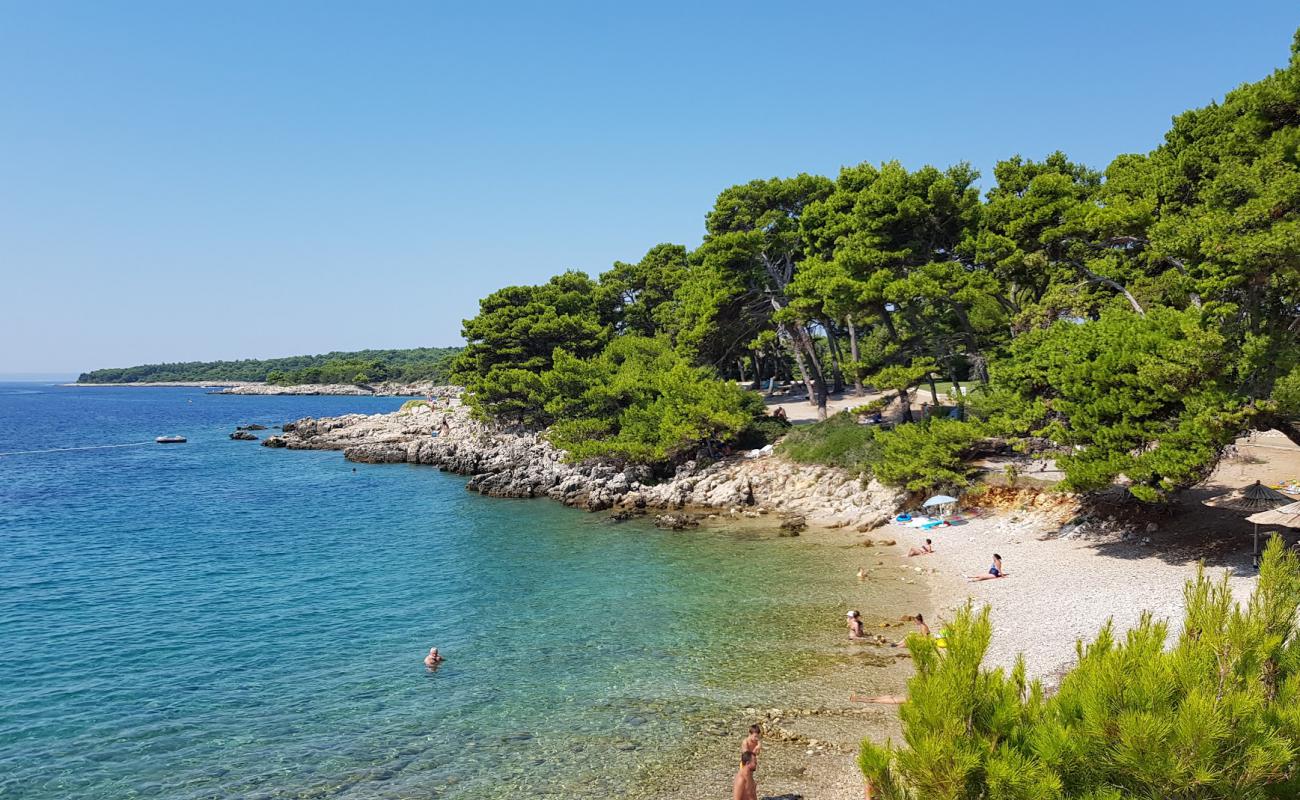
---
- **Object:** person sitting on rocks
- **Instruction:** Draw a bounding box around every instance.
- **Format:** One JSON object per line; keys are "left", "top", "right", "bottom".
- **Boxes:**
{"left": 847, "top": 610, "right": 866, "bottom": 640}
{"left": 423, "top": 647, "right": 444, "bottom": 667}
{"left": 906, "top": 539, "right": 934, "bottom": 557}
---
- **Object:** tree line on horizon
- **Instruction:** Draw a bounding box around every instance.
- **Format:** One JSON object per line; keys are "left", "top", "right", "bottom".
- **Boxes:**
{"left": 78, "top": 347, "right": 462, "bottom": 386}
{"left": 453, "top": 31, "right": 1300, "bottom": 500}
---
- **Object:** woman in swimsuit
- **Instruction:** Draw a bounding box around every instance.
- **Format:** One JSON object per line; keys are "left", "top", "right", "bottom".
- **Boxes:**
{"left": 967, "top": 554, "right": 1006, "bottom": 582}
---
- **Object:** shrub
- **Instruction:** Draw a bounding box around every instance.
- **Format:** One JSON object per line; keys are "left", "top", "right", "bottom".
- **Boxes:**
{"left": 399, "top": 399, "right": 430, "bottom": 413}
{"left": 871, "top": 418, "right": 983, "bottom": 491}
{"left": 777, "top": 412, "right": 879, "bottom": 474}
{"left": 733, "top": 415, "right": 791, "bottom": 450}
{"left": 861, "top": 536, "right": 1300, "bottom": 799}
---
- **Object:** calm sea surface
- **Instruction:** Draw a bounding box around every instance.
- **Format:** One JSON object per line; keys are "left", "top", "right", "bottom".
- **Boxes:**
{"left": 0, "top": 384, "right": 908, "bottom": 798}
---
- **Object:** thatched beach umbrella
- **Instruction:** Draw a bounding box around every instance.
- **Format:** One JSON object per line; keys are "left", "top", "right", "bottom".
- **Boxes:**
{"left": 1203, "top": 480, "right": 1294, "bottom": 564}
{"left": 1246, "top": 501, "right": 1300, "bottom": 531}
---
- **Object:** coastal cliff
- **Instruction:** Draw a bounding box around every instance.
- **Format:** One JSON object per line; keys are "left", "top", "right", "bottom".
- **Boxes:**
{"left": 263, "top": 401, "right": 905, "bottom": 528}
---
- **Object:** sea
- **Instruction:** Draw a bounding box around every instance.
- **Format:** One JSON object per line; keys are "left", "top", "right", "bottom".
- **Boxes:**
{"left": 0, "top": 383, "right": 913, "bottom": 799}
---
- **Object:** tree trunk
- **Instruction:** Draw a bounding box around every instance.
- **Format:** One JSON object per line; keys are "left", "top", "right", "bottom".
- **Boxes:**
{"left": 770, "top": 292, "right": 829, "bottom": 420}
{"left": 846, "top": 314, "right": 864, "bottom": 395}
{"left": 824, "top": 321, "right": 846, "bottom": 395}
{"left": 736, "top": 357, "right": 747, "bottom": 385}
{"left": 782, "top": 324, "right": 818, "bottom": 411}
{"left": 877, "top": 302, "right": 899, "bottom": 342}
{"left": 926, "top": 373, "right": 940, "bottom": 405}
{"left": 793, "top": 325, "right": 829, "bottom": 419}
{"left": 898, "top": 388, "right": 914, "bottom": 423}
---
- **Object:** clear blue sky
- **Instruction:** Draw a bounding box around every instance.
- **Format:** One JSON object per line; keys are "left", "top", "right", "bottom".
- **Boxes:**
{"left": 2, "top": 2, "right": 1296, "bottom": 375}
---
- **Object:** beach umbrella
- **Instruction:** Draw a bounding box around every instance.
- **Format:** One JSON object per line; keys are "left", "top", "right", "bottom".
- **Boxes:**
{"left": 1203, "top": 481, "right": 1293, "bottom": 563}
{"left": 1246, "top": 501, "right": 1300, "bottom": 530}
{"left": 922, "top": 494, "right": 959, "bottom": 507}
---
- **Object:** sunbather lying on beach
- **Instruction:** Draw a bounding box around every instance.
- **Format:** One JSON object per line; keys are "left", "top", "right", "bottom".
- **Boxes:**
{"left": 967, "top": 554, "right": 1007, "bottom": 581}
{"left": 849, "top": 693, "right": 906, "bottom": 705}
{"left": 906, "top": 539, "right": 933, "bottom": 557}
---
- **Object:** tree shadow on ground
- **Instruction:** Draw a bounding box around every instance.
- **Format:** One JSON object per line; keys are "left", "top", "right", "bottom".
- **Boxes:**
{"left": 1073, "top": 485, "right": 1298, "bottom": 573}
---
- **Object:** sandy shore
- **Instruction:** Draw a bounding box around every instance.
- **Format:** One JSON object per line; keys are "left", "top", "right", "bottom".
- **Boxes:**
{"left": 905, "top": 513, "right": 1257, "bottom": 681}
{"left": 885, "top": 430, "right": 1300, "bottom": 682}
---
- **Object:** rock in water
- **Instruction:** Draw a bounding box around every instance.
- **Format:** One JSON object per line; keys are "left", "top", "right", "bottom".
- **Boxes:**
{"left": 654, "top": 513, "right": 699, "bottom": 530}
{"left": 779, "top": 515, "right": 807, "bottom": 535}
{"left": 229, "top": 430, "right": 258, "bottom": 441}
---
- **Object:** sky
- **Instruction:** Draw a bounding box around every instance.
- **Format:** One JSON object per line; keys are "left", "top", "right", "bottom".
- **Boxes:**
{"left": 2, "top": 2, "right": 1297, "bottom": 375}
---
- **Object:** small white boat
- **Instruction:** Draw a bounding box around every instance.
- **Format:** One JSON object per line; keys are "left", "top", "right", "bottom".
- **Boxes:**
{"left": 155, "top": 435, "right": 187, "bottom": 444}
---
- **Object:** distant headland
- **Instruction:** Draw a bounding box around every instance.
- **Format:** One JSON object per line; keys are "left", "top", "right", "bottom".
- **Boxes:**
{"left": 74, "top": 347, "right": 462, "bottom": 386}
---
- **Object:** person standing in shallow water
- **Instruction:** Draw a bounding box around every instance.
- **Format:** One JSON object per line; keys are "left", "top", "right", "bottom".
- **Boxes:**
{"left": 733, "top": 750, "right": 757, "bottom": 800}
{"left": 741, "top": 724, "right": 762, "bottom": 766}
{"left": 423, "top": 647, "right": 444, "bottom": 667}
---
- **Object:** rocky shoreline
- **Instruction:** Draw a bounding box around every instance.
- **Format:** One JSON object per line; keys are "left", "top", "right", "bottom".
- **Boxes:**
{"left": 262, "top": 398, "right": 905, "bottom": 529}
{"left": 216, "top": 382, "right": 456, "bottom": 397}
{"left": 68, "top": 381, "right": 456, "bottom": 396}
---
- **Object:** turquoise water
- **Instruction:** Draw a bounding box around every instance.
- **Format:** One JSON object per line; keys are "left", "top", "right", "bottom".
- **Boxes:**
{"left": 1, "top": 384, "right": 908, "bottom": 798}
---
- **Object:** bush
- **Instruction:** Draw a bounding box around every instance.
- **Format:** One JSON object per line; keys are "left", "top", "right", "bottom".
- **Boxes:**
{"left": 871, "top": 418, "right": 983, "bottom": 491}
{"left": 542, "top": 336, "right": 762, "bottom": 464}
{"left": 851, "top": 399, "right": 889, "bottom": 416}
{"left": 733, "top": 415, "right": 791, "bottom": 450}
{"left": 777, "top": 412, "right": 878, "bottom": 474}
{"left": 399, "top": 399, "right": 430, "bottom": 413}
{"left": 861, "top": 536, "right": 1300, "bottom": 799}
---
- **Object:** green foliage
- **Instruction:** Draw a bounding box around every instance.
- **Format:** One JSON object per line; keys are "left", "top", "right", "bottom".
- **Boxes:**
{"left": 872, "top": 419, "right": 984, "bottom": 491}
{"left": 79, "top": 347, "right": 462, "bottom": 384}
{"left": 543, "top": 336, "right": 761, "bottom": 463}
{"left": 732, "top": 414, "right": 792, "bottom": 451}
{"left": 454, "top": 271, "right": 613, "bottom": 423}
{"left": 862, "top": 537, "right": 1300, "bottom": 799}
{"left": 995, "top": 307, "right": 1250, "bottom": 500}
{"left": 1274, "top": 365, "right": 1300, "bottom": 416}
{"left": 777, "top": 412, "right": 878, "bottom": 474}
{"left": 399, "top": 399, "right": 430, "bottom": 413}
{"left": 451, "top": 33, "right": 1300, "bottom": 492}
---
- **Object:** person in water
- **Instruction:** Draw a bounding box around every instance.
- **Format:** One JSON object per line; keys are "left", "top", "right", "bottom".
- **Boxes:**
{"left": 967, "top": 553, "right": 1007, "bottom": 581}
{"left": 856, "top": 566, "right": 868, "bottom": 580}
{"left": 890, "top": 613, "right": 931, "bottom": 647}
{"left": 423, "top": 647, "right": 444, "bottom": 667}
{"left": 741, "top": 724, "right": 762, "bottom": 766}
{"left": 733, "top": 750, "right": 757, "bottom": 800}
{"left": 847, "top": 610, "right": 866, "bottom": 639}
{"left": 906, "top": 538, "right": 934, "bottom": 557}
